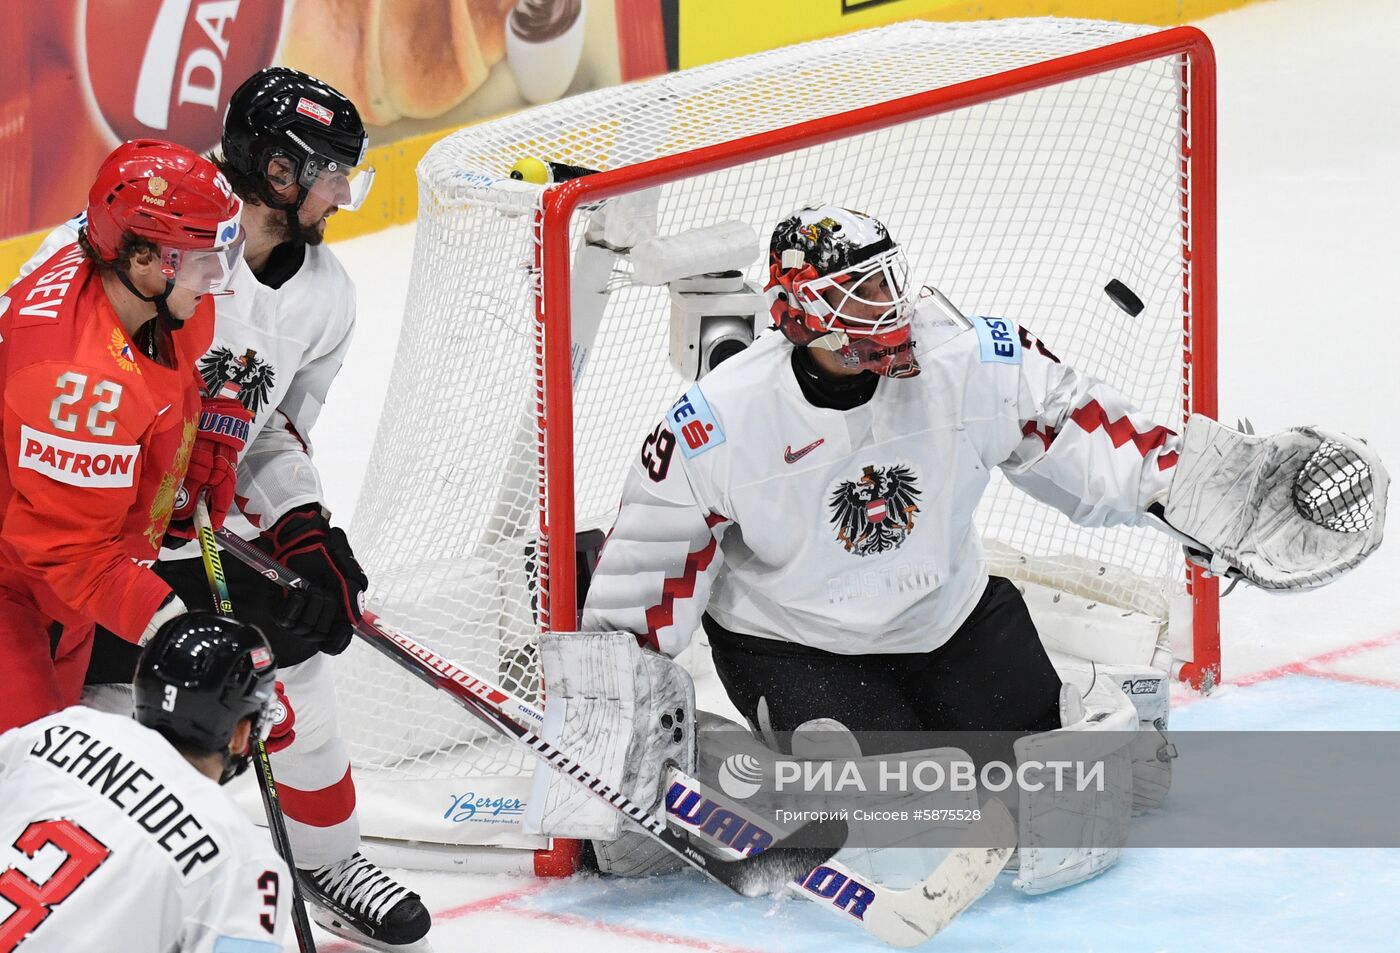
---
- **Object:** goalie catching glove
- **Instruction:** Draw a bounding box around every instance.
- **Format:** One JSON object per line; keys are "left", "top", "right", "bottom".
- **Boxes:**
{"left": 256, "top": 505, "right": 367, "bottom": 654}
{"left": 1161, "top": 415, "right": 1388, "bottom": 590}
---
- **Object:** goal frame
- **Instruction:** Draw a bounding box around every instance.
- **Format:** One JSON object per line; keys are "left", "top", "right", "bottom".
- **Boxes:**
{"left": 532, "top": 26, "right": 1221, "bottom": 690}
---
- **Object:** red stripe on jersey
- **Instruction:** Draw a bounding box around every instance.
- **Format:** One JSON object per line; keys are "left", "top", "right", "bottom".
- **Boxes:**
{"left": 1157, "top": 450, "right": 1179, "bottom": 471}
{"left": 643, "top": 534, "right": 721, "bottom": 645}
{"left": 276, "top": 765, "right": 356, "bottom": 828}
{"left": 284, "top": 421, "right": 309, "bottom": 453}
{"left": 1068, "top": 400, "right": 1176, "bottom": 457}
{"left": 1021, "top": 419, "right": 1056, "bottom": 451}
{"left": 275, "top": 410, "right": 310, "bottom": 453}
{"left": 233, "top": 492, "right": 260, "bottom": 527}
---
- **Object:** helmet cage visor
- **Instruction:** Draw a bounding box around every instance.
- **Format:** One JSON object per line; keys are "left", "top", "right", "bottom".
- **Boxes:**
{"left": 809, "top": 321, "right": 921, "bottom": 378}
{"left": 298, "top": 152, "right": 375, "bottom": 211}
{"left": 266, "top": 149, "right": 376, "bottom": 211}
{"left": 793, "top": 248, "right": 915, "bottom": 339}
{"left": 157, "top": 219, "right": 245, "bottom": 295}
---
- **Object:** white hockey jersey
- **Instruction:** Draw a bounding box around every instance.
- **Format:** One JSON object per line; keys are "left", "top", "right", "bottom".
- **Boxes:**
{"left": 0, "top": 706, "right": 290, "bottom": 952}
{"left": 582, "top": 304, "right": 1181, "bottom": 657}
{"left": 17, "top": 214, "right": 356, "bottom": 554}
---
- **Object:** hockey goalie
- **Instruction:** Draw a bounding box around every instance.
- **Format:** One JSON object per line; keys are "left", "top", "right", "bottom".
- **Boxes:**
{"left": 524, "top": 204, "right": 1386, "bottom": 942}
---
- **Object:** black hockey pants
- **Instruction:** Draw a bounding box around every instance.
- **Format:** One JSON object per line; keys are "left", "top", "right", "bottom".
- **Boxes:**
{"left": 704, "top": 575, "right": 1063, "bottom": 757}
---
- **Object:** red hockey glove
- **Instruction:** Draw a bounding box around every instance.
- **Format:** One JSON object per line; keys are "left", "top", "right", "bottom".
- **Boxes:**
{"left": 265, "top": 680, "right": 297, "bottom": 753}
{"left": 257, "top": 505, "right": 368, "bottom": 655}
{"left": 167, "top": 397, "right": 253, "bottom": 539}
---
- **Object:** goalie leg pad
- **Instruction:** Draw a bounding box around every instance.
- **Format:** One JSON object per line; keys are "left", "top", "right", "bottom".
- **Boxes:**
{"left": 1047, "top": 647, "right": 1175, "bottom": 813}
{"left": 786, "top": 719, "right": 985, "bottom": 891}
{"left": 597, "top": 709, "right": 751, "bottom": 878}
{"left": 590, "top": 824, "right": 688, "bottom": 877}
{"left": 1012, "top": 682, "right": 1136, "bottom": 895}
{"left": 1163, "top": 415, "right": 1388, "bottom": 589}
{"left": 523, "top": 631, "right": 695, "bottom": 842}
{"left": 1117, "top": 665, "right": 1174, "bottom": 813}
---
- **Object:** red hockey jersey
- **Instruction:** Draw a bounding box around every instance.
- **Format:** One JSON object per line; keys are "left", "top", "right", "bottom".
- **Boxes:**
{"left": 0, "top": 244, "right": 214, "bottom": 642}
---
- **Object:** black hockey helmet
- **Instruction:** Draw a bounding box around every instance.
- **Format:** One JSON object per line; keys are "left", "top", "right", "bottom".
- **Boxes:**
{"left": 220, "top": 67, "right": 373, "bottom": 215}
{"left": 134, "top": 611, "right": 278, "bottom": 784}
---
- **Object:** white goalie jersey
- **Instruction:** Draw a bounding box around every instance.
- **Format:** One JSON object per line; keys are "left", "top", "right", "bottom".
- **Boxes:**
{"left": 582, "top": 303, "right": 1182, "bottom": 657}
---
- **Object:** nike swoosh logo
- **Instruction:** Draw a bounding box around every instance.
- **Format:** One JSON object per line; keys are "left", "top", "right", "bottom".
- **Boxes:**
{"left": 784, "top": 438, "right": 825, "bottom": 464}
{"left": 157, "top": 403, "right": 173, "bottom": 416}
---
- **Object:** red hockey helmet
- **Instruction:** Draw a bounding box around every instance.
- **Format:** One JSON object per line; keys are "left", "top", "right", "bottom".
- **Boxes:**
{"left": 765, "top": 205, "right": 920, "bottom": 378}
{"left": 85, "top": 139, "right": 244, "bottom": 294}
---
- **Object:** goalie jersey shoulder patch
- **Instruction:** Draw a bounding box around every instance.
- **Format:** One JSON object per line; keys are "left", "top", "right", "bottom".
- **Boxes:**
{"left": 972, "top": 316, "right": 1022, "bottom": 365}
{"left": 668, "top": 385, "right": 725, "bottom": 459}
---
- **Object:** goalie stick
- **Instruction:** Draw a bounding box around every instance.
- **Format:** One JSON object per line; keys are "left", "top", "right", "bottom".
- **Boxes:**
{"left": 193, "top": 500, "right": 318, "bottom": 953}
{"left": 211, "top": 528, "right": 842, "bottom": 899}
{"left": 215, "top": 527, "right": 1014, "bottom": 942}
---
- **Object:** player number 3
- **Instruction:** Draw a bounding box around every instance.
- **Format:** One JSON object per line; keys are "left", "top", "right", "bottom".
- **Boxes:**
{"left": 0, "top": 818, "right": 111, "bottom": 952}
{"left": 257, "top": 870, "right": 279, "bottom": 934}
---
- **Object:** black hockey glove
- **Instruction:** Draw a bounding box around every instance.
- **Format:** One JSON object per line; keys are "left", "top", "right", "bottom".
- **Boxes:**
{"left": 257, "top": 505, "right": 367, "bottom": 655}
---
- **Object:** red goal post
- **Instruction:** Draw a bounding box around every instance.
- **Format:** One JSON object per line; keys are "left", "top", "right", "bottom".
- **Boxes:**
{"left": 343, "top": 19, "right": 1219, "bottom": 871}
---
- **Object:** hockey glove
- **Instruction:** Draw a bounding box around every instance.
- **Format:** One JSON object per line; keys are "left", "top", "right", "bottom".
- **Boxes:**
{"left": 258, "top": 505, "right": 367, "bottom": 655}
{"left": 266, "top": 680, "right": 297, "bottom": 753}
{"left": 167, "top": 397, "right": 254, "bottom": 539}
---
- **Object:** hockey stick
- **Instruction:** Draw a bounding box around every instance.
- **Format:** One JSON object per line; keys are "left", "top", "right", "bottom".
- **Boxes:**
{"left": 212, "top": 528, "right": 844, "bottom": 899}
{"left": 215, "top": 528, "right": 1013, "bottom": 938}
{"left": 194, "top": 500, "right": 319, "bottom": 953}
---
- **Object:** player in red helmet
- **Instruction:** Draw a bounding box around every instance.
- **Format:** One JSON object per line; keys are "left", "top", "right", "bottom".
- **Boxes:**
{"left": 0, "top": 139, "right": 243, "bottom": 731}
{"left": 15, "top": 70, "right": 431, "bottom": 951}
{"left": 83, "top": 139, "right": 244, "bottom": 340}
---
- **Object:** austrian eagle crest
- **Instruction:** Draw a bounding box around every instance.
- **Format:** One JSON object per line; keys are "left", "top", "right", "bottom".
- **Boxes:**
{"left": 829, "top": 464, "right": 921, "bottom": 556}
{"left": 199, "top": 346, "right": 275, "bottom": 415}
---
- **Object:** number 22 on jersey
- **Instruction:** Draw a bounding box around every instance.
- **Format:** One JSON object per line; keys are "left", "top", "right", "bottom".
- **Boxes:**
{"left": 48, "top": 372, "right": 122, "bottom": 437}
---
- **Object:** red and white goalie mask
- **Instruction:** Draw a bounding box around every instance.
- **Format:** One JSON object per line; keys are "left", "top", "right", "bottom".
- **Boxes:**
{"left": 765, "top": 205, "right": 920, "bottom": 378}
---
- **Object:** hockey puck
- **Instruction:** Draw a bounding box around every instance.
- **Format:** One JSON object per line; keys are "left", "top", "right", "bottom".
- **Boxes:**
{"left": 1104, "top": 279, "right": 1145, "bottom": 317}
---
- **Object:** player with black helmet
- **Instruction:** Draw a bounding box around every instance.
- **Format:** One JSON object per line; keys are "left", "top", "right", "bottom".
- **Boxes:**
{"left": 13, "top": 67, "right": 430, "bottom": 950}
{"left": 133, "top": 611, "right": 280, "bottom": 784}
{"left": 218, "top": 65, "right": 376, "bottom": 251}
{"left": 0, "top": 612, "right": 290, "bottom": 951}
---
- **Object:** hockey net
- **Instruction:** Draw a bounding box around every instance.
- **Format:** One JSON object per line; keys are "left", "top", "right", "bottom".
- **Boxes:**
{"left": 340, "top": 18, "right": 1217, "bottom": 862}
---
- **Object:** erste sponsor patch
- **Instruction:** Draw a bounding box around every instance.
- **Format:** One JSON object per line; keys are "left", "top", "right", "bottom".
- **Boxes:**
{"left": 972, "top": 316, "right": 1022, "bottom": 365}
{"left": 668, "top": 386, "right": 725, "bottom": 459}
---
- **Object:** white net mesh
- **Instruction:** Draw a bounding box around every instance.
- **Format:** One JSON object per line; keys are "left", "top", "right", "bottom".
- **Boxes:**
{"left": 342, "top": 18, "right": 1212, "bottom": 847}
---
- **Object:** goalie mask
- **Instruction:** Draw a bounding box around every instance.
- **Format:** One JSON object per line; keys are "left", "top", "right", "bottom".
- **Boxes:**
{"left": 765, "top": 205, "right": 920, "bottom": 378}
